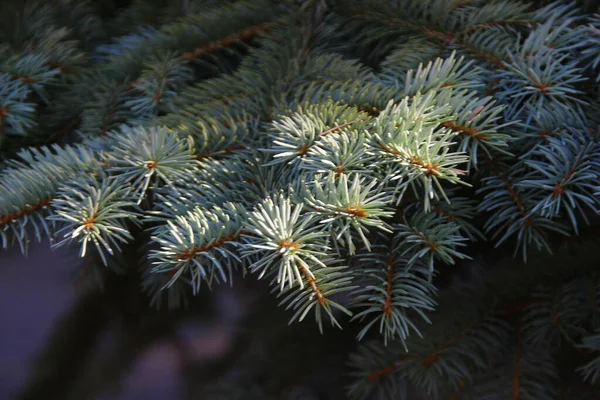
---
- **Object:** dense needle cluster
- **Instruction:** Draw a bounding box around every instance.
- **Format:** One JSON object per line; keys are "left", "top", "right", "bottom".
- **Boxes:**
{"left": 2, "top": 0, "right": 600, "bottom": 398}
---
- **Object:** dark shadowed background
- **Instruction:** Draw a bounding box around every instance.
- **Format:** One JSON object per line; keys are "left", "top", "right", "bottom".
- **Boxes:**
{"left": 1, "top": 233, "right": 367, "bottom": 400}
{"left": 0, "top": 238, "right": 255, "bottom": 400}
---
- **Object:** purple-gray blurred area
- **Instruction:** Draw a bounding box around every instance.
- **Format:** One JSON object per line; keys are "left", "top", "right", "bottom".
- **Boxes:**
{"left": 0, "top": 238, "right": 241, "bottom": 400}
{"left": 1, "top": 241, "right": 78, "bottom": 399}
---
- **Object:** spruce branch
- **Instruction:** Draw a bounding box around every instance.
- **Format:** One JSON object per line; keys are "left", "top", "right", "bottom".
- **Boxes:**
{"left": 379, "top": 37, "right": 444, "bottom": 79}
{"left": 399, "top": 52, "right": 483, "bottom": 97}
{"left": 265, "top": 100, "right": 370, "bottom": 165}
{"left": 351, "top": 249, "right": 437, "bottom": 347}
{"left": 78, "top": 78, "right": 136, "bottom": 137}
{"left": 124, "top": 52, "right": 193, "bottom": 118}
{"left": 243, "top": 194, "right": 330, "bottom": 291}
{"left": 0, "top": 143, "right": 100, "bottom": 252}
{"left": 478, "top": 171, "right": 570, "bottom": 259}
{"left": 518, "top": 130, "right": 600, "bottom": 234}
{"left": 50, "top": 175, "right": 141, "bottom": 265}
{"left": 394, "top": 211, "right": 471, "bottom": 276}
{"left": 412, "top": 189, "right": 485, "bottom": 241}
{"left": 105, "top": 125, "right": 199, "bottom": 203}
{"left": 302, "top": 173, "right": 394, "bottom": 254}
{"left": 532, "top": 0, "right": 582, "bottom": 24}
{"left": 348, "top": 302, "right": 512, "bottom": 399}
{"left": 181, "top": 21, "right": 276, "bottom": 62}
{"left": 518, "top": 16, "right": 589, "bottom": 57}
{"left": 455, "top": 0, "right": 534, "bottom": 35}
{"left": 582, "top": 14, "right": 600, "bottom": 81}
{"left": 299, "top": 129, "right": 376, "bottom": 177}
{"left": 436, "top": 89, "right": 514, "bottom": 167}
{"left": 2, "top": 53, "right": 61, "bottom": 103}
{"left": 522, "top": 282, "right": 588, "bottom": 349}
{"left": 578, "top": 330, "right": 600, "bottom": 384}
{"left": 494, "top": 46, "right": 588, "bottom": 122}
{"left": 27, "top": 25, "right": 87, "bottom": 73}
{"left": 277, "top": 256, "right": 355, "bottom": 333}
{"left": 2, "top": 1, "right": 600, "bottom": 397}
{"left": 149, "top": 203, "right": 245, "bottom": 292}
{"left": 370, "top": 91, "right": 470, "bottom": 210}
{"left": 0, "top": 72, "right": 35, "bottom": 139}
{"left": 183, "top": 113, "right": 256, "bottom": 160}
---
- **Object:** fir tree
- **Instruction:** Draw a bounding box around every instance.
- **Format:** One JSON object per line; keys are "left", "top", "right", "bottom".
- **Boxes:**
{"left": 2, "top": 0, "right": 600, "bottom": 398}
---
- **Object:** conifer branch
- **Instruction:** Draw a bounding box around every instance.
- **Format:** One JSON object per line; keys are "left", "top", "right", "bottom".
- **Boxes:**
{"left": 182, "top": 22, "right": 276, "bottom": 61}
{"left": 2, "top": 1, "right": 600, "bottom": 397}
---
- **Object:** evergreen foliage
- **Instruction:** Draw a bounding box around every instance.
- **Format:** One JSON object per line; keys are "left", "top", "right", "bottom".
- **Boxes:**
{"left": 2, "top": 0, "right": 600, "bottom": 398}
